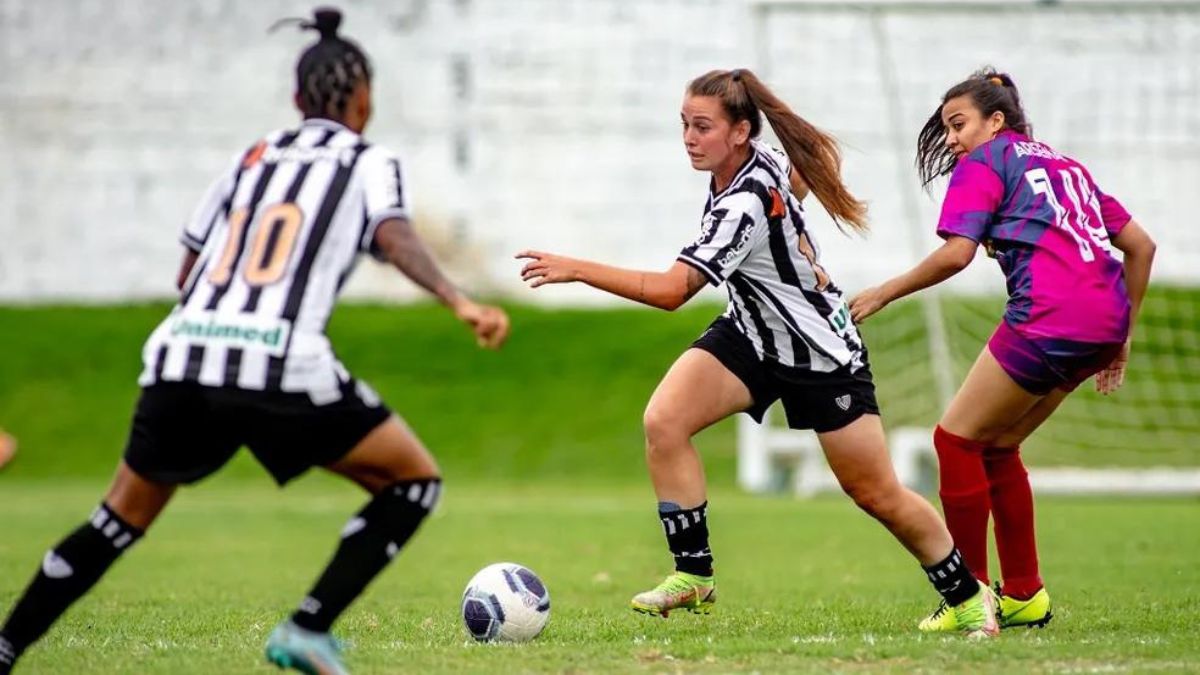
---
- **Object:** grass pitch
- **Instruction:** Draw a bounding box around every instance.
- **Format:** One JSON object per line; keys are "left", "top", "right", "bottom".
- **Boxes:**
{"left": 1, "top": 299, "right": 1197, "bottom": 672}
{"left": 2, "top": 477, "right": 1198, "bottom": 674}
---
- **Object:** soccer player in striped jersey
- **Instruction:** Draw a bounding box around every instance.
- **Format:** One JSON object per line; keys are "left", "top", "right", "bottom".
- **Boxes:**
{"left": 519, "top": 69, "right": 997, "bottom": 636}
{"left": 0, "top": 9, "right": 508, "bottom": 675}
{"left": 850, "top": 69, "right": 1156, "bottom": 631}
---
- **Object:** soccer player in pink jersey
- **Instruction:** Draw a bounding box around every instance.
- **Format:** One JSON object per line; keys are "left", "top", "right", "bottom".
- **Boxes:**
{"left": 850, "top": 69, "right": 1156, "bottom": 631}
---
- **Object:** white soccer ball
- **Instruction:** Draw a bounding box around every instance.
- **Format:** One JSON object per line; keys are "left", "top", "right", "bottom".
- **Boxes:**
{"left": 461, "top": 562, "right": 550, "bottom": 643}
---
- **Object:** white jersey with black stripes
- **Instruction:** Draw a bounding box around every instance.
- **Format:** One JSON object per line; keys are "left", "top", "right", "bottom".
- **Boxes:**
{"left": 138, "top": 118, "right": 408, "bottom": 403}
{"left": 678, "top": 140, "right": 866, "bottom": 373}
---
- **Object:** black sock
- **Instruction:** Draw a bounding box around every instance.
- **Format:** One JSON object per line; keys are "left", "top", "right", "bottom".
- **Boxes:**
{"left": 292, "top": 478, "right": 441, "bottom": 633}
{"left": 0, "top": 503, "right": 143, "bottom": 663}
{"left": 923, "top": 548, "right": 978, "bottom": 606}
{"left": 658, "top": 501, "right": 713, "bottom": 576}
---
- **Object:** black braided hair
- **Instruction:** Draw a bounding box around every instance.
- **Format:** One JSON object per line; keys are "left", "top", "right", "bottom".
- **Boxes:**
{"left": 272, "top": 7, "right": 373, "bottom": 120}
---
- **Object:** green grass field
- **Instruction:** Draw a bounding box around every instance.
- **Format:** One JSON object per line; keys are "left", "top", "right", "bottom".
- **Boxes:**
{"left": 2, "top": 479, "right": 1198, "bottom": 674}
{"left": 1, "top": 299, "right": 1198, "bottom": 673}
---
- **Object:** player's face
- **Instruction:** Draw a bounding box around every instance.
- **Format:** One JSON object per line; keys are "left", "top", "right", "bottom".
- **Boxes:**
{"left": 681, "top": 95, "right": 750, "bottom": 173}
{"left": 941, "top": 94, "right": 1005, "bottom": 159}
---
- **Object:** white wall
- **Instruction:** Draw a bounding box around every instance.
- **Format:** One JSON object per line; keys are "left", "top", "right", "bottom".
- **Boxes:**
{"left": 1, "top": 0, "right": 1196, "bottom": 303}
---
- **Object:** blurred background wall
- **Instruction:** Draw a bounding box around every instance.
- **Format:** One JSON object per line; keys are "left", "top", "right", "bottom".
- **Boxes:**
{"left": 2, "top": 0, "right": 1196, "bottom": 304}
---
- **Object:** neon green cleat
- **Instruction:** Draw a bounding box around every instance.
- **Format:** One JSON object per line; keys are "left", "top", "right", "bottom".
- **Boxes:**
{"left": 265, "top": 620, "right": 349, "bottom": 675}
{"left": 918, "top": 582, "right": 999, "bottom": 638}
{"left": 918, "top": 599, "right": 958, "bottom": 633}
{"left": 630, "top": 571, "right": 716, "bottom": 618}
{"left": 999, "top": 585, "right": 1053, "bottom": 629}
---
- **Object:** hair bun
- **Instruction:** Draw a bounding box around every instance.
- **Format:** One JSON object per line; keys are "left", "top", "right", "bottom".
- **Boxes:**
{"left": 310, "top": 7, "right": 342, "bottom": 40}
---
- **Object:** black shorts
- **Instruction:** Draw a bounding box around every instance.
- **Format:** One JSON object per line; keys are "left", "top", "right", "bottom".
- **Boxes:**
{"left": 692, "top": 317, "right": 880, "bottom": 433}
{"left": 123, "top": 379, "right": 391, "bottom": 486}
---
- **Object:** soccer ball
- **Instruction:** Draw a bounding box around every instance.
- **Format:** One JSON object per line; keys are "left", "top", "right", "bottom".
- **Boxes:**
{"left": 461, "top": 562, "right": 550, "bottom": 642}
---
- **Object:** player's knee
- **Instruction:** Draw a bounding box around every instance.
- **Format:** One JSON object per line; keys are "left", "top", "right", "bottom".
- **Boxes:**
{"left": 841, "top": 480, "right": 902, "bottom": 520}
{"left": 989, "top": 431, "right": 1024, "bottom": 450}
{"left": 642, "top": 406, "right": 687, "bottom": 458}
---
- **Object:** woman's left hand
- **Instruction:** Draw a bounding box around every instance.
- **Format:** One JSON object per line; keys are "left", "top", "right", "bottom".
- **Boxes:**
{"left": 849, "top": 286, "right": 890, "bottom": 323}
{"left": 517, "top": 250, "right": 583, "bottom": 288}
{"left": 1095, "top": 339, "right": 1131, "bottom": 395}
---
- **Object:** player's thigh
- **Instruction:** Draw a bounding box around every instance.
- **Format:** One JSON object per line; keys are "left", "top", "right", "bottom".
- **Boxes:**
{"left": 644, "top": 348, "right": 754, "bottom": 440}
{"left": 103, "top": 461, "right": 177, "bottom": 530}
{"left": 817, "top": 413, "right": 902, "bottom": 494}
{"left": 940, "top": 346, "right": 1043, "bottom": 443}
{"left": 992, "top": 388, "right": 1071, "bottom": 448}
{"left": 325, "top": 415, "right": 440, "bottom": 493}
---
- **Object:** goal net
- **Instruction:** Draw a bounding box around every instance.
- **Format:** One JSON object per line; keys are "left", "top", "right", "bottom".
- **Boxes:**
{"left": 742, "top": 0, "right": 1200, "bottom": 482}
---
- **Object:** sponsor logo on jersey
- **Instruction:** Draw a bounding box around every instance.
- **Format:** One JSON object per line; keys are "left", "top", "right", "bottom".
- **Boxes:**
{"left": 242, "top": 140, "right": 267, "bottom": 168}
{"left": 261, "top": 144, "right": 358, "bottom": 167}
{"left": 169, "top": 312, "right": 292, "bottom": 356}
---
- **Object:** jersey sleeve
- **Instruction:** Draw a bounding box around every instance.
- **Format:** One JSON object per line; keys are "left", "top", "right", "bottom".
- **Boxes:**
{"left": 677, "top": 191, "right": 766, "bottom": 286}
{"left": 180, "top": 150, "right": 243, "bottom": 253}
{"left": 1090, "top": 179, "right": 1132, "bottom": 237}
{"left": 357, "top": 145, "right": 410, "bottom": 260}
{"left": 936, "top": 157, "right": 1004, "bottom": 243}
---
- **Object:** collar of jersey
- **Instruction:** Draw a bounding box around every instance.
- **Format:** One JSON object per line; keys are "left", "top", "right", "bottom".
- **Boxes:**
{"left": 301, "top": 117, "right": 354, "bottom": 133}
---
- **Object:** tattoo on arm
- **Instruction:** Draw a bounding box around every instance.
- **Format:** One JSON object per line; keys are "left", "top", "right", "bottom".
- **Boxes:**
{"left": 375, "top": 218, "right": 459, "bottom": 304}
{"left": 682, "top": 265, "right": 707, "bottom": 302}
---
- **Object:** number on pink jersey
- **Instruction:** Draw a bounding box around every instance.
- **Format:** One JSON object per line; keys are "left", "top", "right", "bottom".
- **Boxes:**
{"left": 1024, "top": 168, "right": 1115, "bottom": 263}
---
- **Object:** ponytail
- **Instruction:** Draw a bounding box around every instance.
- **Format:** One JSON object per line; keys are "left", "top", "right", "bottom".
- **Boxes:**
{"left": 687, "top": 69, "right": 868, "bottom": 234}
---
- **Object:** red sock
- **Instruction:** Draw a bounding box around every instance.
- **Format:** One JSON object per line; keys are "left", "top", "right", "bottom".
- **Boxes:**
{"left": 933, "top": 425, "right": 991, "bottom": 585}
{"left": 984, "top": 445, "right": 1043, "bottom": 599}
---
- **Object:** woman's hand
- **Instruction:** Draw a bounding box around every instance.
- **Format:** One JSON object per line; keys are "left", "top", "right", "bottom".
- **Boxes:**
{"left": 452, "top": 297, "right": 510, "bottom": 350}
{"left": 1095, "top": 339, "right": 1131, "bottom": 395}
{"left": 849, "top": 285, "right": 891, "bottom": 323}
{"left": 516, "top": 250, "right": 584, "bottom": 288}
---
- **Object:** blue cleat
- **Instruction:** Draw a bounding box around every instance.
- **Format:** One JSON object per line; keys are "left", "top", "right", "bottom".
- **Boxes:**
{"left": 265, "top": 620, "right": 349, "bottom": 675}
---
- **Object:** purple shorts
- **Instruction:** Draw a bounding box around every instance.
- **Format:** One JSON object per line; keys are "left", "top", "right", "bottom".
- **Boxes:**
{"left": 987, "top": 321, "right": 1124, "bottom": 396}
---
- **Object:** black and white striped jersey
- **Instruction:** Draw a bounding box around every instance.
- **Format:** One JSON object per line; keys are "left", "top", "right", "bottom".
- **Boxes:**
{"left": 138, "top": 118, "right": 407, "bottom": 403}
{"left": 678, "top": 140, "right": 866, "bottom": 373}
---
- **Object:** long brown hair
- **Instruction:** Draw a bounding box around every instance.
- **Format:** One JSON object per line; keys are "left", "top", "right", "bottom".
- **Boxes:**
{"left": 687, "top": 69, "right": 868, "bottom": 233}
{"left": 916, "top": 67, "right": 1031, "bottom": 188}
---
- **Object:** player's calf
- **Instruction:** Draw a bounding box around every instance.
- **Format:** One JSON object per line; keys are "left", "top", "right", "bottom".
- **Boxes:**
{"left": 290, "top": 478, "right": 441, "bottom": 633}
{"left": 0, "top": 503, "right": 145, "bottom": 670}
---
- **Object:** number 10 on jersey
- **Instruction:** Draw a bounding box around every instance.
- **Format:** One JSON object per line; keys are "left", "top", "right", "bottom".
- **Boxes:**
{"left": 208, "top": 203, "right": 304, "bottom": 287}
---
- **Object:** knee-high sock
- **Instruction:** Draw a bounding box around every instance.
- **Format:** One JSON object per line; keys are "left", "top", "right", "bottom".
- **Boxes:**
{"left": 984, "top": 445, "right": 1042, "bottom": 599}
{"left": 658, "top": 501, "right": 712, "bottom": 576}
{"left": 292, "top": 478, "right": 441, "bottom": 633}
{"left": 934, "top": 425, "right": 991, "bottom": 585}
{"left": 0, "top": 503, "right": 143, "bottom": 666}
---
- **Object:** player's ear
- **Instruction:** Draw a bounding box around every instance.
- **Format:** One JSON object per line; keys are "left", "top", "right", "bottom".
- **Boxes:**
{"left": 351, "top": 82, "right": 372, "bottom": 132}
{"left": 732, "top": 118, "right": 752, "bottom": 146}
{"left": 293, "top": 91, "right": 306, "bottom": 117}
{"left": 988, "top": 110, "right": 1006, "bottom": 135}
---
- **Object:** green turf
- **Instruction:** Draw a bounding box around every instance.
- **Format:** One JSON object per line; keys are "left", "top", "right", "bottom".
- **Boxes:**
{"left": 0, "top": 293, "right": 1197, "bottom": 482}
{"left": 1, "top": 477, "right": 1197, "bottom": 673}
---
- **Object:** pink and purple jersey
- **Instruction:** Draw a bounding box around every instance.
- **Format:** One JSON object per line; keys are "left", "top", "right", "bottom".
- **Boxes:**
{"left": 937, "top": 130, "right": 1131, "bottom": 344}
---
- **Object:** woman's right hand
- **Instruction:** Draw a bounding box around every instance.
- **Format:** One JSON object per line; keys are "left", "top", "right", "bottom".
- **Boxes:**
{"left": 452, "top": 297, "right": 510, "bottom": 350}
